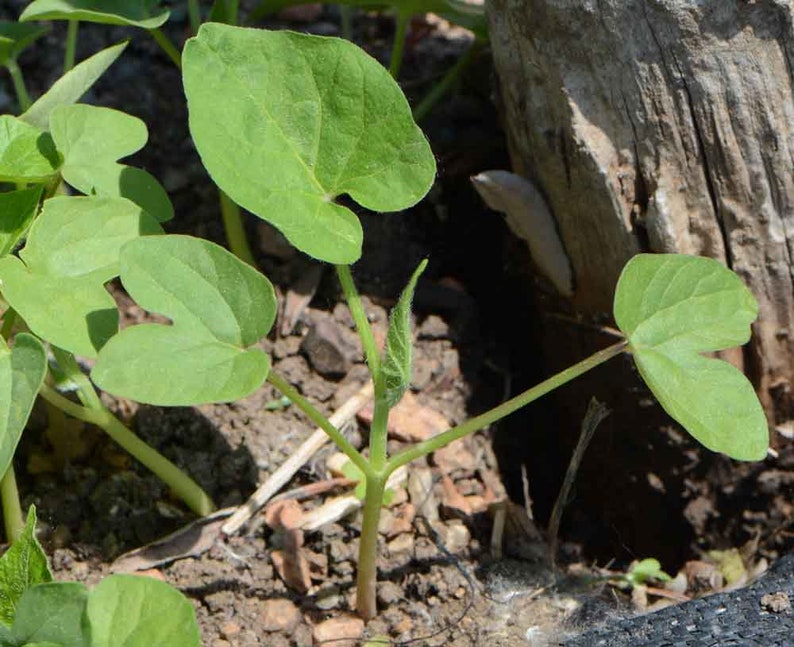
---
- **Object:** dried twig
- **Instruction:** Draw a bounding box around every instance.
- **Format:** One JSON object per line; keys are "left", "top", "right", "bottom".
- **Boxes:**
{"left": 222, "top": 381, "right": 374, "bottom": 535}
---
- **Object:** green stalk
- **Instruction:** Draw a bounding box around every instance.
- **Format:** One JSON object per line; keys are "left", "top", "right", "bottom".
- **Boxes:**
{"left": 385, "top": 340, "right": 629, "bottom": 474}
{"left": 6, "top": 60, "right": 31, "bottom": 112}
{"left": 148, "top": 28, "right": 182, "bottom": 69}
{"left": 368, "top": 394, "right": 390, "bottom": 473}
{"left": 340, "top": 5, "right": 353, "bottom": 41}
{"left": 267, "top": 371, "right": 372, "bottom": 478}
{"left": 335, "top": 265, "right": 381, "bottom": 378}
{"left": 227, "top": 0, "right": 239, "bottom": 25}
{"left": 356, "top": 473, "right": 386, "bottom": 620}
{"left": 0, "top": 467, "right": 24, "bottom": 542}
{"left": 412, "top": 40, "right": 482, "bottom": 123}
{"left": 63, "top": 21, "right": 79, "bottom": 73}
{"left": 389, "top": 10, "right": 410, "bottom": 79}
{"left": 188, "top": 0, "right": 201, "bottom": 35}
{"left": 219, "top": 190, "right": 256, "bottom": 266}
{"left": 38, "top": 384, "right": 215, "bottom": 516}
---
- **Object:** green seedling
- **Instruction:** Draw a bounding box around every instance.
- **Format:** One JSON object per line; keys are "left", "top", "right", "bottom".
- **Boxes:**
{"left": 619, "top": 558, "right": 672, "bottom": 589}
{"left": 0, "top": 506, "right": 200, "bottom": 646}
{"left": 0, "top": 16, "right": 769, "bottom": 626}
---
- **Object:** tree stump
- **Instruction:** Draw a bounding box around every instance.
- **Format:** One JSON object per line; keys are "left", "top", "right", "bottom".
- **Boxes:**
{"left": 487, "top": 0, "right": 794, "bottom": 423}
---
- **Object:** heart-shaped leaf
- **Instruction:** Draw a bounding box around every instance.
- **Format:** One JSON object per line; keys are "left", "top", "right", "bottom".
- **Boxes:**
{"left": 21, "top": 41, "right": 128, "bottom": 131}
{"left": 50, "top": 105, "right": 173, "bottom": 222}
{"left": 0, "top": 116, "right": 60, "bottom": 183}
{"left": 0, "top": 196, "right": 162, "bottom": 357}
{"left": 614, "top": 254, "right": 768, "bottom": 460}
{"left": 87, "top": 575, "right": 200, "bottom": 647}
{"left": 0, "top": 22, "right": 49, "bottom": 67}
{"left": 92, "top": 235, "right": 277, "bottom": 405}
{"left": 8, "top": 582, "right": 89, "bottom": 647}
{"left": 20, "top": 0, "right": 169, "bottom": 29}
{"left": 183, "top": 24, "right": 435, "bottom": 264}
{"left": 0, "top": 186, "right": 43, "bottom": 258}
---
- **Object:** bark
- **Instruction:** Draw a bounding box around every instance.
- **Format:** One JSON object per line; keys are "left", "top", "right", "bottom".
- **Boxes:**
{"left": 487, "top": 0, "right": 794, "bottom": 422}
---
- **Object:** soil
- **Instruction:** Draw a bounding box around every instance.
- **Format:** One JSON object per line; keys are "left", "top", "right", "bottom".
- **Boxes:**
{"left": 2, "top": 2, "right": 793, "bottom": 646}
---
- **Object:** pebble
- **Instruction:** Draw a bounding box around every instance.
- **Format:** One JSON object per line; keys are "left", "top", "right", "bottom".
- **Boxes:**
{"left": 301, "top": 316, "right": 351, "bottom": 377}
{"left": 408, "top": 466, "right": 440, "bottom": 524}
{"left": 312, "top": 615, "right": 365, "bottom": 647}
{"left": 259, "top": 598, "right": 302, "bottom": 633}
{"left": 387, "top": 533, "right": 414, "bottom": 555}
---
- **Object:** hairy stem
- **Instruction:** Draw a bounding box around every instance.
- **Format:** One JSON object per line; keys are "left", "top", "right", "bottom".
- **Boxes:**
{"left": 413, "top": 40, "right": 482, "bottom": 123}
{"left": 335, "top": 265, "right": 381, "bottom": 378}
{"left": 389, "top": 10, "right": 410, "bottom": 79}
{"left": 219, "top": 190, "right": 256, "bottom": 266}
{"left": 368, "top": 394, "right": 390, "bottom": 473}
{"left": 0, "top": 467, "right": 23, "bottom": 542}
{"left": 64, "top": 21, "right": 79, "bottom": 73}
{"left": 356, "top": 473, "right": 386, "bottom": 620}
{"left": 6, "top": 60, "right": 31, "bottom": 112}
{"left": 38, "top": 384, "right": 215, "bottom": 516}
{"left": 188, "top": 0, "right": 201, "bottom": 35}
{"left": 148, "top": 28, "right": 182, "bottom": 69}
{"left": 267, "top": 371, "right": 372, "bottom": 478}
{"left": 385, "top": 340, "right": 629, "bottom": 474}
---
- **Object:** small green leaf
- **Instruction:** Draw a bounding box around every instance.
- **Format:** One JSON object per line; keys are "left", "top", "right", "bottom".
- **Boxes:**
{"left": 614, "top": 254, "right": 768, "bottom": 461}
{"left": 50, "top": 105, "right": 173, "bottom": 222}
{"left": 20, "top": 0, "right": 169, "bottom": 29}
{"left": 381, "top": 259, "right": 426, "bottom": 408}
{"left": 623, "top": 558, "right": 671, "bottom": 588}
{"left": 87, "top": 574, "right": 200, "bottom": 647}
{"left": 183, "top": 24, "right": 435, "bottom": 264}
{"left": 0, "top": 23, "right": 49, "bottom": 67}
{"left": 92, "top": 235, "right": 276, "bottom": 405}
{"left": 0, "top": 334, "right": 47, "bottom": 484}
{"left": 10, "top": 582, "right": 89, "bottom": 647}
{"left": 0, "top": 506, "right": 53, "bottom": 628}
{"left": 0, "top": 117, "right": 60, "bottom": 184}
{"left": 0, "top": 196, "right": 162, "bottom": 357}
{"left": 20, "top": 41, "right": 128, "bottom": 131}
{"left": 0, "top": 187, "right": 43, "bottom": 258}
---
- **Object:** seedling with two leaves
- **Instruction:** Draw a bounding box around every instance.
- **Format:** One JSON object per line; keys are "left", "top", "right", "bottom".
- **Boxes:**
{"left": 0, "top": 14, "right": 770, "bottom": 624}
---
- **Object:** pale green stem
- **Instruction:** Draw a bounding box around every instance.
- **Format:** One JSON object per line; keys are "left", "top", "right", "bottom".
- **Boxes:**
{"left": 227, "top": 0, "right": 239, "bottom": 24}
{"left": 335, "top": 265, "right": 381, "bottom": 378}
{"left": 219, "top": 190, "right": 256, "bottom": 266}
{"left": 6, "top": 60, "right": 31, "bottom": 112}
{"left": 368, "top": 394, "right": 390, "bottom": 473}
{"left": 356, "top": 474, "right": 386, "bottom": 620}
{"left": 413, "top": 40, "right": 482, "bottom": 123}
{"left": 267, "top": 372, "right": 372, "bottom": 478}
{"left": 188, "top": 0, "right": 201, "bottom": 35}
{"left": 148, "top": 29, "right": 182, "bottom": 69}
{"left": 385, "top": 340, "right": 629, "bottom": 475}
{"left": 64, "top": 21, "right": 79, "bottom": 73}
{"left": 340, "top": 5, "right": 353, "bottom": 41}
{"left": 51, "top": 347, "right": 101, "bottom": 409}
{"left": 38, "top": 384, "right": 215, "bottom": 516}
{"left": 0, "top": 467, "right": 24, "bottom": 543}
{"left": 389, "top": 10, "right": 410, "bottom": 79}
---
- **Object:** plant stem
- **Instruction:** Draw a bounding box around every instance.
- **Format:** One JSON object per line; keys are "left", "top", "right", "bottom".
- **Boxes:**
{"left": 227, "top": 0, "right": 239, "bottom": 25}
{"left": 187, "top": 0, "right": 201, "bottom": 35}
{"left": 412, "top": 40, "right": 482, "bottom": 123}
{"left": 335, "top": 265, "right": 381, "bottom": 378}
{"left": 266, "top": 371, "right": 372, "bottom": 478}
{"left": 389, "top": 10, "right": 410, "bottom": 79}
{"left": 356, "top": 473, "right": 386, "bottom": 620}
{"left": 38, "top": 384, "right": 215, "bottom": 516}
{"left": 368, "top": 395, "right": 390, "bottom": 473}
{"left": 51, "top": 347, "right": 101, "bottom": 409}
{"left": 385, "top": 340, "right": 629, "bottom": 474}
{"left": 218, "top": 190, "right": 256, "bottom": 266}
{"left": 6, "top": 60, "right": 31, "bottom": 112}
{"left": 148, "top": 29, "right": 182, "bottom": 69}
{"left": 0, "top": 466, "right": 23, "bottom": 542}
{"left": 63, "top": 21, "right": 79, "bottom": 73}
{"left": 340, "top": 5, "right": 353, "bottom": 41}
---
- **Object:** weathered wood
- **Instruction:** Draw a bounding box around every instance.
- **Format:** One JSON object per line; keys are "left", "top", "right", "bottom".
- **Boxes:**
{"left": 487, "top": 0, "right": 794, "bottom": 421}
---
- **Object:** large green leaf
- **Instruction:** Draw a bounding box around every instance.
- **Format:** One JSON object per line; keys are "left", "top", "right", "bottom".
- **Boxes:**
{"left": 0, "top": 196, "right": 162, "bottom": 357}
{"left": 20, "top": 0, "right": 169, "bottom": 29}
{"left": 0, "top": 23, "right": 49, "bottom": 67}
{"left": 92, "top": 235, "right": 276, "bottom": 405}
{"left": 0, "top": 187, "right": 43, "bottom": 258}
{"left": 0, "top": 117, "right": 60, "bottom": 184}
{"left": 20, "top": 41, "right": 128, "bottom": 131}
{"left": 87, "top": 575, "right": 200, "bottom": 646}
{"left": 614, "top": 254, "right": 768, "bottom": 460}
{"left": 183, "top": 24, "right": 435, "bottom": 264}
{"left": 381, "top": 259, "right": 426, "bottom": 407}
{"left": 0, "top": 507, "right": 53, "bottom": 629}
{"left": 50, "top": 105, "right": 173, "bottom": 222}
{"left": 8, "top": 582, "right": 89, "bottom": 647}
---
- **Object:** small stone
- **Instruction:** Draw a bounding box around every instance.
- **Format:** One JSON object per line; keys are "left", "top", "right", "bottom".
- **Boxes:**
{"left": 418, "top": 314, "right": 449, "bottom": 339}
{"left": 378, "top": 581, "right": 403, "bottom": 606}
{"left": 301, "top": 317, "right": 351, "bottom": 377}
{"left": 219, "top": 621, "right": 241, "bottom": 638}
{"left": 761, "top": 592, "right": 792, "bottom": 614}
{"left": 387, "top": 534, "right": 414, "bottom": 555}
{"left": 385, "top": 503, "right": 415, "bottom": 538}
{"left": 440, "top": 474, "right": 472, "bottom": 518}
{"left": 312, "top": 615, "right": 365, "bottom": 647}
{"left": 443, "top": 520, "right": 471, "bottom": 554}
{"left": 358, "top": 391, "right": 448, "bottom": 442}
{"left": 260, "top": 598, "right": 302, "bottom": 632}
{"left": 433, "top": 438, "right": 477, "bottom": 474}
{"left": 408, "top": 466, "right": 440, "bottom": 523}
